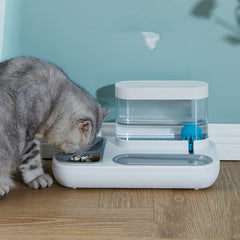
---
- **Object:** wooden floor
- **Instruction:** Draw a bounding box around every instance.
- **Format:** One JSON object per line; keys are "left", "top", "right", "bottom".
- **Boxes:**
{"left": 0, "top": 160, "right": 240, "bottom": 240}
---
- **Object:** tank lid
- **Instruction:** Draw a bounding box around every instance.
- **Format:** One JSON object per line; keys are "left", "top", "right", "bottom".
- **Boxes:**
{"left": 115, "top": 81, "right": 208, "bottom": 100}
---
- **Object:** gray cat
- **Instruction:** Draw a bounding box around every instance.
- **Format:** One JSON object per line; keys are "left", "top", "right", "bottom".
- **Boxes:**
{"left": 0, "top": 57, "right": 109, "bottom": 198}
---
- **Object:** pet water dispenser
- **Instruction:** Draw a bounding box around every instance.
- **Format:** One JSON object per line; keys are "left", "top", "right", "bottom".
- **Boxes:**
{"left": 52, "top": 81, "right": 220, "bottom": 189}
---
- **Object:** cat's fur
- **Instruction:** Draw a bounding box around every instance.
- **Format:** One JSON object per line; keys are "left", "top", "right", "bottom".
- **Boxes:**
{"left": 0, "top": 57, "right": 109, "bottom": 198}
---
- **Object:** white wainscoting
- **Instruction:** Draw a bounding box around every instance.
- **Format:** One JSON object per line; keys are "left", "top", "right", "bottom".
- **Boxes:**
{"left": 40, "top": 123, "right": 240, "bottom": 160}
{"left": 208, "top": 124, "right": 240, "bottom": 160}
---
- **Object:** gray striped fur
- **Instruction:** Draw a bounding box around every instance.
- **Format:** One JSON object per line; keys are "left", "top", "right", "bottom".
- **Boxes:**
{"left": 0, "top": 57, "right": 108, "bottom": 198}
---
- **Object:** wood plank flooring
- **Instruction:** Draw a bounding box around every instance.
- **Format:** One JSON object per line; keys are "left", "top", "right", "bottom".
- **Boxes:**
{"left": 0, "top": 161, "right": 240, "bottom": 240}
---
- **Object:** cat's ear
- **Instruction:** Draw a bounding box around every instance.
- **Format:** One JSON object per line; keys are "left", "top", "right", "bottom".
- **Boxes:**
{"left": 102, "top": 108, "right": 110, "bottom": 120}
{"left": 78, "top": 120, "right": 92, "bottom": 133}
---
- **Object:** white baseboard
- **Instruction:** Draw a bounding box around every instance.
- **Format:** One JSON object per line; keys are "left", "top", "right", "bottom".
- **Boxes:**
{"left": 40, "top": 123, "right": 240, "bottom": 161}
{"left": 208, "top": 124, "right": 240, "bottom": 160}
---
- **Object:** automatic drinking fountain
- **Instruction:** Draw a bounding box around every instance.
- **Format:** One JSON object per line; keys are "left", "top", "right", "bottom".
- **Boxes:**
{"left": 52, "top": 81, "right": 220, "bottom": 189}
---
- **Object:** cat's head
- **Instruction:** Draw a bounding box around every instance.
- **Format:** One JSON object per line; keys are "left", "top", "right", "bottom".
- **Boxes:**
{"left": 43, "top": 92, "right": 109, "bottom": 154}
{"left": 59, "top": 106, "right": 109, "bottom": 154}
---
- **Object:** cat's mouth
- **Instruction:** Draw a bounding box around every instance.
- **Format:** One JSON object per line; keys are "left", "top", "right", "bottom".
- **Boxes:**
{"left": 58, "top": 146, "right": 90, "bottom": 156}
{"left": 56, "top": 148, "right": 77, "bottom": 155}
{"left": 55, "top": 139, "right": 95, "bottom": 155}
{"left": 53, "top": 143, "right": 77, "bottom": 155}
{"left": 54, "top": 145, "right": 76, "bottom": 155}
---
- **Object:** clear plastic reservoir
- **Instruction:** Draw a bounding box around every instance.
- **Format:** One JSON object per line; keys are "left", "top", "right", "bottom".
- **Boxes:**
{"left": 115, "top": 81, "right": 209, "bottom": 141}
{"left": 116, "top": 98, "right": 208, "bottom": 140}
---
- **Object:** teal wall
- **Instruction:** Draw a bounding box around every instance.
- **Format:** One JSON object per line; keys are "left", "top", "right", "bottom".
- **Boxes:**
{"left": 2, "top": 0, "right": 240, "bottom": 123}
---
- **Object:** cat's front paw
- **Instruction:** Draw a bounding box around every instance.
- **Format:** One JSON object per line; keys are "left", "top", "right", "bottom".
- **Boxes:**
{"left": 0, "top": 184, "right": 10, "bottom": 199}
{"left": 27, "top": 174, "right": 53, "bottom": 189}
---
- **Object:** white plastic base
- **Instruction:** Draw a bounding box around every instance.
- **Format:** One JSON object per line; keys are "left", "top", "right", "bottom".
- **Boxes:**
{"left": 52, "top": 137, "right": 220, "bottom": 190}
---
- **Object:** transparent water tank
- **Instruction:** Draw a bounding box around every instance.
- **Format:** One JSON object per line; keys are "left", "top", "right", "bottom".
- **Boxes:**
{"left": 115, "top": 81, "right": 208, "bottom": 141}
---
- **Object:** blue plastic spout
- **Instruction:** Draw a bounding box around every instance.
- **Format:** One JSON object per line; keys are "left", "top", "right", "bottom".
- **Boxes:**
{"left": 181, "top": 125, "right": 203, "bottom": 152}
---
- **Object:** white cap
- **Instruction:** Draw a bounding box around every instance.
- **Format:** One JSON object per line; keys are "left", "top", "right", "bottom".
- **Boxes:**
{"left": 115, "top": 81, "right": 208, "bottom": 100}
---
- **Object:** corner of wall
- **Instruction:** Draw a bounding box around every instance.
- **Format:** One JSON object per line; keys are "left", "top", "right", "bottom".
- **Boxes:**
{"left": 0, "top": 0, "right": 6, "bottom": 61}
